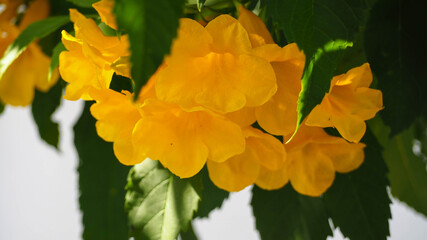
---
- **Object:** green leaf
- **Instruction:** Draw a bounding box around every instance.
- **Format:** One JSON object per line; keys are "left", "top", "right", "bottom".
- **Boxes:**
{"left": 74, "top": 102, "right": 130, "bottom": 240}
{"left": 197, "top": 0, "right": 206, "bottom": 12}
{"left": 323, "top": 129, "right": 391, "bottom": 240}
{"left": 179, "top": 223, "right": 199, "bottom": 240}
{"left": 67, "top": 0, "right": 98, "bottom": 8}
{"left": 196, "top": 167, "right": 229, "bottom": 218}
{"left": 0, "top": 102, "right": 4, "bottom": 115}
{"left": 0, "top": 16, "right": 69, "bottom": 80}
{"left": 265, "top": 0, "right": 368, "bottom": 132}
{"left": 370, "top": 118, "right": 427, "bottom": 217}
{"left": 49, "top": 42, "right": 66, "bottom": 83}
{"left": 125, "top": 159, "right": 202, "bottom": 240}
{"left": 364, "top": 0, "right": 427, "bottom": 135}
{"left": 251, "top": 185, "right": 332, "bottom": 240}
{"left": 114, "top": 0, "right": 186, "bottom": 99}
{"left": 31, "top": 79, "right": 64, "bottom": 149}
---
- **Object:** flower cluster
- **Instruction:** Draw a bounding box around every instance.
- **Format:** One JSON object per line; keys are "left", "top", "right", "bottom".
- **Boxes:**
{"left": 0, "top": 0, "right": 57, "bottom": 106}
{"left": 59, "top": 1, "right": 383, "bottom": 196}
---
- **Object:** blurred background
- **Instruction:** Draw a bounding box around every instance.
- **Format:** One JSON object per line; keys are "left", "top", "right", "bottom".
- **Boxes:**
{"left": 1, "top": 100, "right": 426, "bottom": 240}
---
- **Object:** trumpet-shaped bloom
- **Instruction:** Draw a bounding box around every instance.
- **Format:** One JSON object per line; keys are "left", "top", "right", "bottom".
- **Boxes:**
{"left": 90, "top": 88, "right": 143, "bottom": 165}
{"left": 236, "top": 7, "right": 306, "bottom": 137}
{"left": 258, "top": 124, "right": 365, "bottom": 196}
{"left": 156, "top": 16, "right": 277, "bottom": 113}
{"left": 0, "top": 0, "right": 57, "bottom": 106}
{"left": 237, "top": 6, "right": 274, "bottom": 47}
{"left": 254, "top": 44, "right": 305, "bottom": 137}
{"left": 306, "top": 63, "right": 383, "bottom": 143}
{"left": 132, "top": 99, "right": 245, "bottom": 178}
{"left": 207, "top": 127, "right": 286, "bottom": 192}
{"left": 59, "top": 9, "right": 129, "bottom": 100}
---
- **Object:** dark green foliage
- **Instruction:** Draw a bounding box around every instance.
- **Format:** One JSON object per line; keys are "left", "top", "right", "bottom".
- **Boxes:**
{"left": 125, "top": 159, "right": 201, "bottom": 240}
{"left": 31, "top": 79, "right": 64, "bottom": 149}
{"left": 196, "top": 167, "right": 229, "bottom": 218}
{"left": 114, "top": 0, "right": 186, "bottom": 100}
{"left": 251, "top": 185, "right": 332, "bottom": 240}
{"left": 67, "top": 0, "right": 98, "bottom": 8}
{"left": 370, "top": 118, "right": 427, "bottom": 217}
{"left": 0, "top": 102, "right": 4, "bottom": 115}
{"left": 265, "top": 0, "right": 368, "bottom": 131}
{"left": 365, "top": 0, "right": 427, "bottom": 135}
{"left": 74, "top": 102, "right": 130, "bottom": 240}
{"left": 323, "top": 130, "right": 391, "bottom": 240}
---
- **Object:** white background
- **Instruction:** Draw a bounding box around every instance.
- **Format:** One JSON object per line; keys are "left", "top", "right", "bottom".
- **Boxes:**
{"left": 1, "top": 100, "right": 426, "bottom": 240}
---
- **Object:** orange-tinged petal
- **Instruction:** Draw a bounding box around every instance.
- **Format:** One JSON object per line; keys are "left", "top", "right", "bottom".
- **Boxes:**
{"left": 255, "top": 165, "right": 289, "bottom": 190}
{"left": 331, "top": 63, "right": 372, "bottom": 89}
{"left": 323, "top": 142, "right": 365, "bottom": 173}
{"left": 69, "top": 9, "right": 127, "bottom": 52}
{"left": 59, "top": 50, "right": 114, "bottom": 100}
{"left": 19, "top": 0, "right": 49, "bottom": 30}
{"left": 306, "top": 63, "right": 383, "bottom": 143}
{"left": 288, "top": 146, "right": 335, "bottom": 197}
{"left": 225, "top": 107, "right": 256, "bottom": 127}
{"left": 256, "top": 61, "right": 303, "bottom": 136}
{"left": 237, "top": 6, "right": 273, "bottom": 47}
{"left": 168, "top": 18, "right": 212, "bottom": 58}
{"left": 132, "top": 99, "right": 245, "bottom": 178}
{"left": 244, "top": 127, "right": 286, "bottom": 171}
{"left": 93, "top": 0, "right": 117, "bottom": 30}
{"left": 207, "top": 151, "right": 260, "bottom": 192}
{"left": 205, "top": 14, "right": 252, "bottom": 55}
{"left": 0, "top": 43, "right": 53, "bottom": 106}
{"left": 157, "top": 52, "right": 276, "bottom": 112}
{"left": 114, "top": 128, "right": 144, "bottom": 165}
{"left": 285, "top": 123, "right": 366, "bottom": 196}
{"left": 90, "top": 89, "right": 140, "bottom": 141}
{"left": 332, "top": 114, "right": 366, "bottom": 143}
{"left": 253, "top": 43, "right": 305, "bottom": 64}
{"left": 353, "top": 87, "right": 383, "bottom": 119}
{"left": 0, "top": 0, "right": 23, "bottom": 23}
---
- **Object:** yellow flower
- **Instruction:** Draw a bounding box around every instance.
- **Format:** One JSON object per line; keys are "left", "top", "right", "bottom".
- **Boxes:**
{"left": 155, "top": 15, "right": 277, "bottom": 113}
{"left": 132, "top": 99, "right": 246, "bottom": 178}
{"left": 0, "top": 0, "right": 57, "bottom": 106}
{"left": 90, "top": 89, "right": 142, "bottom": 165}
{"left": 237, "top": 6, "right": 305, "bottom": 137}
{"left": 92, "top": 0, "right": 117, "bottom": 30}
{"left": 256, "top": 123, "right": 365, "bottom": 196}
{"left": 306, "top": 63, "right": 383, "bottom": 143}
{"left": 207, "top": 127, "right": 286, "bottom": 192}
{"left": 89, "top": 68, "right": 159, "bottom": 165}
{"left": 59, "top": 9, "right": 129, "bottom": 100}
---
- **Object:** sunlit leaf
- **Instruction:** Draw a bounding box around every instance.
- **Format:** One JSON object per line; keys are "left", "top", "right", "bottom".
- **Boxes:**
{"left": 125, "top": 159, "right": 201, "bottom": 240}
{"left": 265, "top": 0, "right": 368, "bottom": 133}
{"left": 0, "top": 16, "right": 69, "bottom": 80}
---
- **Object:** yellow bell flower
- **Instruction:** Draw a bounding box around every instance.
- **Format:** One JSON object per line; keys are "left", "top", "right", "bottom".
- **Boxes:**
{"left": 132, "top": 98, "right": 246, "bottom": 178}
{"left": 237, "top": 6, "right": 305, "bottom": 137}
{"left": 305, "top": 63, "right": 383, "bottom": 143}
{"left": 59, "top": 9, "right": 129, "bottom": 100}
{"left": 256, "top": 123, "right": 365, "bottom": 196}
{"left": 155, "top": 15, "right": 277, "bottom": 113}
{"left": 0, "top": 0, "right": 57, "bottom": 106}
{"left": 207, "top": 127, "right": 286, "bottom": 192}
